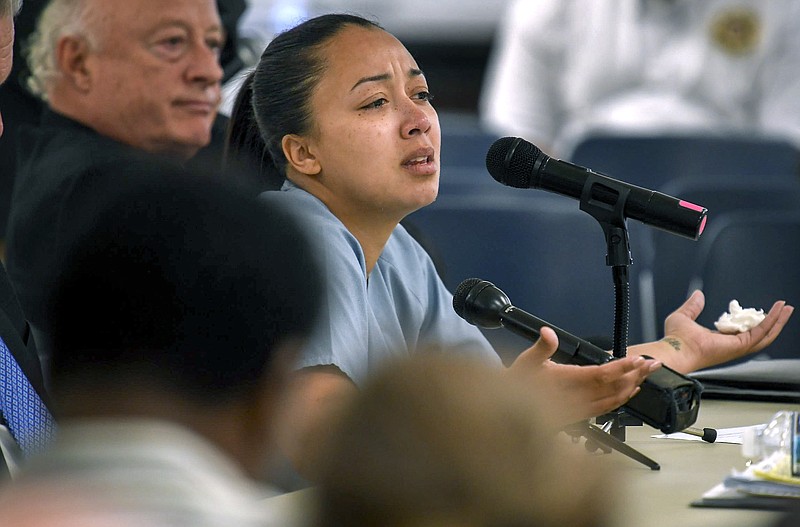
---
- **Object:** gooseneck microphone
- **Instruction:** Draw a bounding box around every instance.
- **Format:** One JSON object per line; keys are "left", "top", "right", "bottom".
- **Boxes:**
{"left": 453, "top": 278, "right": 703, "bottom": 434}
{"left": 485, "top": 137, "right": 708, "bottom": 240}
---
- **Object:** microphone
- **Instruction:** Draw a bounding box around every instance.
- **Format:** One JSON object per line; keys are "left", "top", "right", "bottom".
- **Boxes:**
{"left": 453, "top": 278, "right": 702, "bottom": 434}
{"left": 485, "top": 136, "right": 708, "bottom": 240}
{"left": 453, "top": 278, "right": 614, "bottom": 366}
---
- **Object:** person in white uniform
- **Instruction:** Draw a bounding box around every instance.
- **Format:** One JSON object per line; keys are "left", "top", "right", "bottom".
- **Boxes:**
{"left": 481, "top": 0, "right": 800, "bottom": 156}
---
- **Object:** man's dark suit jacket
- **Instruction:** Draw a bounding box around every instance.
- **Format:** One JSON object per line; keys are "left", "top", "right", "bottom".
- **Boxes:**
{"left": 6, "top": 109, "right": 233, "bottom": 352}
{"left": 6, "top": 110, "right": 186, "bottom": 338}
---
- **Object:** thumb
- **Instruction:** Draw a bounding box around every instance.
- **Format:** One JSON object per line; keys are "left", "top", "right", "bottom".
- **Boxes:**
{"left": 511, "top": 326, "right": 560, "bottom": 371}
{"left": 671, "top": 289, "right": 705, "bottom": 322}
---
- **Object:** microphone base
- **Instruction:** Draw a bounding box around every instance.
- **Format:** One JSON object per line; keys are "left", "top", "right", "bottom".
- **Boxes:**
{"left": 596, "top": 408, "right": 644, "bottom": 442}
{"left": 565, "top": 418, "right": 660, "bottom": 471}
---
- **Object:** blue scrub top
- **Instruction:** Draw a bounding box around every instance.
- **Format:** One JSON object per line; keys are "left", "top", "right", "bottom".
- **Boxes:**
{"left": 260, "top": 182, "right": 501, "bottom": 386}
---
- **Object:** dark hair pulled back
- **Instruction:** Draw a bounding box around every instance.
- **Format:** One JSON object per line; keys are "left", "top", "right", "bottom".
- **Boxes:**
{"left": 225, "top": 14, "right": 383, "bottom": 190}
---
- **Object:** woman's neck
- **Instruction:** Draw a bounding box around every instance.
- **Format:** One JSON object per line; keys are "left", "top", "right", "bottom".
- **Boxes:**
{"left": 287, "top": 176, "right": 402, "bottom": 276}
{"left": 334, "top": 207, "right": 398, "bottom": 275}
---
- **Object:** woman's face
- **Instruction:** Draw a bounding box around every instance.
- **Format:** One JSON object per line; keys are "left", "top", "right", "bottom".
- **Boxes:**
{"left": 301, "top": 25, "right": 441, "bottom": 225}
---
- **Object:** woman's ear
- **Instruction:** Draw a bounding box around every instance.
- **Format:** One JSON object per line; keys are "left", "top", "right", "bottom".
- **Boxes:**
{"left": 282, "top": 134, "right": 321, "bottom": 176}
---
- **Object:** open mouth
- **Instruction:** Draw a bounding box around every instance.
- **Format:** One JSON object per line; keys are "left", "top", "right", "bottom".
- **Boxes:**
{"left": 404, "top": 155, "right": 432, "bottom": 166}
{"left": 402, "top": 147, "right": 436, "bottom": 168}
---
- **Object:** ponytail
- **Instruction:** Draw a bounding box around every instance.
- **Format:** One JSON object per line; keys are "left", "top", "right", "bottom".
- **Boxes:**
{"left": 224, "top": 70, "right": 285, "bottom": 191}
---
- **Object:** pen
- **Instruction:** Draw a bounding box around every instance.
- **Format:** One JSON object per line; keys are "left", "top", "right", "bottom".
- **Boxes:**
{"left": 682, "top": 426, "right": 717, "bottom": 443}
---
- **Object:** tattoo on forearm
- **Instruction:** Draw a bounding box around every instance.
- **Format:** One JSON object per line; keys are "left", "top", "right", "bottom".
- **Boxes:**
{"left": 663, "top": 337, "right": 681, "bottom": 351}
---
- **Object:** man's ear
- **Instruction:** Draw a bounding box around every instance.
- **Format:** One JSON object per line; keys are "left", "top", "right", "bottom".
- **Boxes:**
{"left": 282, "top": 134, "right": 321, "bottom": 176}
{"left": 55, "top": 35, "right": 93, "bottom": 92}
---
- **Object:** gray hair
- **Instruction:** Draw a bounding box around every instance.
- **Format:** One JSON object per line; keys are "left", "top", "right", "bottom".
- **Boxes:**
{"left": 26, "top": 0, "right": 96, "bottom": 100}
{"left": 0, "top": 0, "right": 23, "bottom": 17}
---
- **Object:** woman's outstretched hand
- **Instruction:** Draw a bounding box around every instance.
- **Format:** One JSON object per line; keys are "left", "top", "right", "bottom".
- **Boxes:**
{"left": 642, "top": 290, "right": 794, "bottom": 373}
{"left": 509, "top": 327, "right": 661, "bottom": 425}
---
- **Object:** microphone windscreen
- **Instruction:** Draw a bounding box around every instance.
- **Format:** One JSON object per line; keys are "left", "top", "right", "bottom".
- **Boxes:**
{"left": 452, "top": 277, "right": 483, "bottom": 320}
{"left": 485, "top": 137, "right": 544, "bottom": 188}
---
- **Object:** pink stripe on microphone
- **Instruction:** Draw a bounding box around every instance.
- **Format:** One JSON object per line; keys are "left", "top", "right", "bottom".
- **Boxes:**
{"left": 679, "top": 200, "right": 705, "bottom": 212}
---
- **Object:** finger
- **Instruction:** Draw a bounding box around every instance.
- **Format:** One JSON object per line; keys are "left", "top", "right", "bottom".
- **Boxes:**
{"left": 737, "top": 301, "right": 784, "bottom": 347}
{"left": 585, "top": 386, "right": 643, "bottom": 419}
{"left": 742, "top": 302, "right": 794, "bottom": 353}
{"left": 597, "top": 358, "right": 660, "bottom": 413}
{"left": 608, "top": 356, "right": 660, "bottom": 388}
{"left": 670, "top": 290, "right": 705, "bottom": 322}
{"left": 511, "top": 326, "right": 560, "bottom": 370}
{"left": 571, "top": 356, "right": 655, "bottom": 397}
{"left": 765, "top": 301, "right": 793, "bottom": 330}
{"left": 777, "top": 304, "right": 795, "bottom": 327}
{"left": 597, "top": 354, "right": 661, "bottom": 379}
{"left": 579, "top": 362, "right": 651, "bottom": 418}
{"left": 545, "top": 357, "right": 657, "bottom": 422}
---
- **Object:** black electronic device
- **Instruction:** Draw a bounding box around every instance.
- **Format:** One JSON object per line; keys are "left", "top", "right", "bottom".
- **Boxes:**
{"left": 453, "top": 278, "right": 702, "bottom": 434}
{"left": 485, "top": 136, "right": 708, "bottom": 240}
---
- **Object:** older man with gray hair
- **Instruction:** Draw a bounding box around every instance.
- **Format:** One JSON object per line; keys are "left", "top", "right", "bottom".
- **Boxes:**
{"left": 4, "top": 0, "right": 232, "bottom": 368}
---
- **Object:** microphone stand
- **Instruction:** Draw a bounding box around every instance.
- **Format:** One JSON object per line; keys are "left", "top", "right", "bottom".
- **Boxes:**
{"left": 572, "top": 174, "right": 659, "bottom": 470}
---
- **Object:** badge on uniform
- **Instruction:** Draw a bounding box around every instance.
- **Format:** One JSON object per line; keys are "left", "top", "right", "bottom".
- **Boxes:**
{"left": 710, "top": 8, "right": 761, "bottom": 56}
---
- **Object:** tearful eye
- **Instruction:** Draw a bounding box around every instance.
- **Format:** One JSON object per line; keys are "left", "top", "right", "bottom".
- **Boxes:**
{"left": 362, "top": 98, "right": 389, "bottom": 110}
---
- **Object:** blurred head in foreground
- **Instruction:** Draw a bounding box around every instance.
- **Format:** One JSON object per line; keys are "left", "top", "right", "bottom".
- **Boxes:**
{"left": 44, "top": 157, "right": 323, "bottom": 477}
{"left": 314, "top": 354, "right": 615, "bottom": 527}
